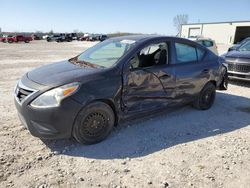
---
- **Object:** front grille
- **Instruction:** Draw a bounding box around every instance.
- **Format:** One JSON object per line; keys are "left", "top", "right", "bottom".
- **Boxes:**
{"left": 228, "top": 63, "right": 250, "bottom": 73}
{"left": 16, "top": 87, "right": 33, "bottom": 103}
{"left": 15, "top": 81, "right": 36, "bottom": 104}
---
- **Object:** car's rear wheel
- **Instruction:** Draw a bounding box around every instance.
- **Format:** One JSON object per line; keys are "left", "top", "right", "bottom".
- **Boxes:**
{"left": 73, "top": 102, "right": 115, "bottom": 144}
{"left": 193, "top": 82, "right": 216, "bottom": 110}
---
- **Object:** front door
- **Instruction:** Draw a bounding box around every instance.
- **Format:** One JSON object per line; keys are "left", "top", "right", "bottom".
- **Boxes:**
{"left": 121, "top": 41, "right": 176, "bottom": 114}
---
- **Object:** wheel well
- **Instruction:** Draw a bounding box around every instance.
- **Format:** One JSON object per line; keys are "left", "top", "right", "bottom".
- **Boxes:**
{"left": 95, "top": 99, "right": 119, "bottom": 126}
{"left": 208, "top": 80, "right": 216, "bottom": 87}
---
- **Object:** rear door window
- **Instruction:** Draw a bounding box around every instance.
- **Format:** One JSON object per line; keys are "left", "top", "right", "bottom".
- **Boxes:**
{"left": 175, "top": 43, "right": 197, "bottom": 63}
{"left": 175, "top": 42, "right": 205, "bottom": 64}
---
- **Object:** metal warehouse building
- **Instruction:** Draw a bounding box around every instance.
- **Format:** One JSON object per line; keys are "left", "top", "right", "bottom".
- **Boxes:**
{"left": 181, "top": 21, "right": 250, "bottom": 45}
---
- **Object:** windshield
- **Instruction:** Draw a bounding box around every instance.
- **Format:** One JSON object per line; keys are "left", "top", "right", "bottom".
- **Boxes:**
{"left": 72, "top": 39, "right": 136, "bottom": 68}
{"left": 238, "top": 41, "right": 250, "bottom": 51}
{"left": 240, "top": 37, "right": 250, "bottom": 44}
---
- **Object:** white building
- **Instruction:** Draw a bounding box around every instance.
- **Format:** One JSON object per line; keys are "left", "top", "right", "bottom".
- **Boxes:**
{"left": 181, "top": 21, "right": 250, "bottom": 44}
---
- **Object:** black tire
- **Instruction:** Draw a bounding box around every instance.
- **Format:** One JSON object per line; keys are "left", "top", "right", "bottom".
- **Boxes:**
{"left": 73, "top": 102, "right": 115, "bottom": 144}
{"left": 8, "top": 40, "right": 13, "bottom": 43}
{"left": 24, "top": 40, "right": 30, "bottom": 43}
{"left": 193, "top": 82, "right": 216, "bottom": 110}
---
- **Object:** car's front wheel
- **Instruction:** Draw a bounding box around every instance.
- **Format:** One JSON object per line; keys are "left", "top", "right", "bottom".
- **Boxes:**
{"left": 193, "top": 82, "right": 216, "bottom": 110}
{"left": 73, "top": 102, "right": 115, "bottom": 144}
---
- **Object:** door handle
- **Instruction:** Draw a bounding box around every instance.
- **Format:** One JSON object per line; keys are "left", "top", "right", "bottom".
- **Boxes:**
{"left": 159, "top": 74, "right": 170, "bottom": 79}
{"left": 202, "top": 69, "right": 209, "bottom": 73}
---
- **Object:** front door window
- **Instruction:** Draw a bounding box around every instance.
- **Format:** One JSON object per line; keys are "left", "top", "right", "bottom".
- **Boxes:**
{"left": 130, "top": 42, "right": 168, "bottom": 70}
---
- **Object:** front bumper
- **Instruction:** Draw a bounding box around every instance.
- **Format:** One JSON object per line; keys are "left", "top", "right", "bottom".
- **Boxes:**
{"left": 228, "top": 71, "right": 250, "bottom": 81}
{"left": 14, "top": 80, "right": 83, "bottom": 139}
{"left": 226, "top": 59, "right": 250, "bottom": 81}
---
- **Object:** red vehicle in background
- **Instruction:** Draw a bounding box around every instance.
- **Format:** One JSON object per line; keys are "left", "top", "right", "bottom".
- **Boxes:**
{"left": 2, "top": 35, "right": 32, "bottom": 43}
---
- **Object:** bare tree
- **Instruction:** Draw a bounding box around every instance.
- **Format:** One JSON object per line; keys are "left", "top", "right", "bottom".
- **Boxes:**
{"left": 173, "top": 14, "right": 189, "bottom": 36}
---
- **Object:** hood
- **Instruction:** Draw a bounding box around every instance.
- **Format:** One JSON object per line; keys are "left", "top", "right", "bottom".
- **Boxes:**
{"left": 27, "top": 60, "right": 99, "bottom": 86}
{"left": 226, "top": 50, "right": 250, "bottom": 59}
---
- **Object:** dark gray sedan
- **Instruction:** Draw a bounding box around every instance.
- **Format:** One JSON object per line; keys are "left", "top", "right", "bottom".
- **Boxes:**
{"left": 14, "top": 35, "right": 228, "bottom": 144}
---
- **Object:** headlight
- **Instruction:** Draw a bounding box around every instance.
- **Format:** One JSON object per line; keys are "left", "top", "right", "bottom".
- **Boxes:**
{"left": 30, "top": 82, "right": 80, "bottom": 108}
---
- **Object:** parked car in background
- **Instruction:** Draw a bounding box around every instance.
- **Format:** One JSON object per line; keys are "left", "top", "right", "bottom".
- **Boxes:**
{"left": 78, "top": 33, "right": 90, "bottom": 41}
{"left": 98, "top": 34, "right": 108, "bottom": 41}
{"left": 47, "top": 33, "right": 78, "bottom": 42}
{"left": 188, "top": 37, "right": 218, "bottom": 55}
{"left": 46, "top": 34, "right": 64, "bottom": 42}
{"left": 1, "top": 35, "right": 11, "bottom": 43}
{"left": 228, "top": 37, "right": 250, "bottom": 52}
{"left": 85, "top": 34, "right": 108, "bottom": 42}
{"left": 70, "top": 33, "right": 78, "bottom": 40}
{"left": 224, "top": 40, "right": 250, "bottom": 81}
{"left": 196, "top": 38, "right": 218, "bottom": 55}
{"left": 56, "top": 33, "right": 73, "bottom": 42}
{"left": 42, "top": 35, "right": 49, "bottom": 40}
{"left": 31, "top": 34, "right": 42, "bottom": 40}
{"left": 14, "top": 35, "right": 227, "bottom": 144}
{"left": 2, "top": 35, "right": 32, "bottom": 43}
{"left": 86, "top": 34, "right": 98, "bottom": 41}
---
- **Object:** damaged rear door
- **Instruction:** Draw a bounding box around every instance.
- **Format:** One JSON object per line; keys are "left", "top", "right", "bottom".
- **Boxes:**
{"left": 121, "top": 41, "right": 176, "bottom": 114}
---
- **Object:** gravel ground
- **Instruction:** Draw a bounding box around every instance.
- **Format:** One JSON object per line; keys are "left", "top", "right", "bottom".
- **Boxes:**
{"left": 0, "top": 41, "right": 249, "bottom": 188}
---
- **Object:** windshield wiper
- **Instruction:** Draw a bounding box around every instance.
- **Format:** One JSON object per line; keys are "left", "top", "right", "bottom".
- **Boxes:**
{"left": 69, "top": 57, "right": 104, "bottom": 68}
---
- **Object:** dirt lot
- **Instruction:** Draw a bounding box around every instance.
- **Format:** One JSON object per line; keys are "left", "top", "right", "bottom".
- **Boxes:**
{"left": 0, "top": 41, "right": 250, "bottom": 188}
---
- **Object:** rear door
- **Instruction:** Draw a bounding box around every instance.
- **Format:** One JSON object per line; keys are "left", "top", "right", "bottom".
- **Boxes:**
{"left": 172, "top": 41, "right": 210, "bottom": 100}
{"left": 122, "top": 40, "right": 176, "bottom": 114}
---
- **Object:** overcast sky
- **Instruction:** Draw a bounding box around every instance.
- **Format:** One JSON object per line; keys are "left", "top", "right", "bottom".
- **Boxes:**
{"left": 1, "top": 0, "right": 250, "bottom": 35}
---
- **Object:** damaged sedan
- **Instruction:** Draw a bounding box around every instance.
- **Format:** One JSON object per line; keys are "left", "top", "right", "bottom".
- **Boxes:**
{"left": 14, "top": 35, "right": 228, "bottom": 144}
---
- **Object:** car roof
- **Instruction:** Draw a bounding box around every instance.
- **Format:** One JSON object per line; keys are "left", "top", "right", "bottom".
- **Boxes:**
{"left": 109, "top": 34, "right": 191, "bottom": 43}
{"left": 196, "top": 38, "right": 213, "bottom": 41}
{"left": 107, "top": 35, "right": 209, "bottom": 52}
